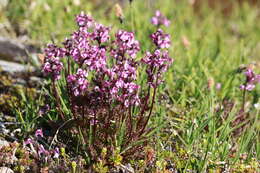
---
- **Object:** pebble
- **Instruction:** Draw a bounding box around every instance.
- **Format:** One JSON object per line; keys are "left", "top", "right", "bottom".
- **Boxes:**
{"left": 0, "top": 167, "right": 14, "bottom": 173}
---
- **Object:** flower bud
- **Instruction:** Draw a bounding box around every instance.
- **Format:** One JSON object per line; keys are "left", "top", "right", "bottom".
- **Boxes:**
{"left": 60, "top": 147, "right": 66, "bottom": 157}
{"left": 71, "top": 161, "right": 77, "bottom": 173}
{"left": 207, "top": 77, "right": 215, "bottom": 90}
{"left": 115, "top": 3, "right": 124, "bottom": 23}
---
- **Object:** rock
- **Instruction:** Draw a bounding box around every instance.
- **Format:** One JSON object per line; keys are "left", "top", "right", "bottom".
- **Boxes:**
{"left": 0, "top": 36, "right": 39, "bottom": 63}
{"left": 0, "top": 36, "right": 28, "bottom": 62}
{"left": 0, "top": 167, "right": 14, "bottom": 173}
{"left": 0, "top": 122, "right": 10, "bottom": 136}
{"left": 0, "top": 0, "right": 9, "bottom": 9}
{"left": 0, "top": 139, "right": 9, "bottom": 148}
{"left": 0, "top": 60, "right": 35, "bottom": 73}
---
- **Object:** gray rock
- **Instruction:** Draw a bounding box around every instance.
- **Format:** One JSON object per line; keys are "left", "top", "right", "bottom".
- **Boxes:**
{"left": 0, "top": 36, "right": 28, "bottom": 62}
{"left": 0, "top": 36, "right": 39, "bottom": 63}
{"left": 0, "top": 167, "right": 14, "bottom": 173}
{"left": 0, "top": 60, "right": 35, "bottom": 73}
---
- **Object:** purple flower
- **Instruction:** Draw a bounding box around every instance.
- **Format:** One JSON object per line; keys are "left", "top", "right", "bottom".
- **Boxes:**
{"left": 24, "top": 138, "right": 33, "bottom": 145}
{"left": 216, "top": 83, "right": 222, "bottom": 90}
{"left": 42, "top": 56, "right": 63, "bottom": 80}
{"left": 91, "top": 23, "right": 110, "bottom": 43}
{"left": 67, "top": 69, "right": 88, "bottom": 96}
{"left": 68, "top": 29, "right": 108, "bottom": 70}
{"left": 142, "top": 50, "right": 173, "bottom": 87}
{"left": 43, "top": 44, "right": 65, "bottom": 80}
{"left": 151, "top": 10, "right": 170, "bottom": 27}
{"left": 151, "top": 29, "right": 171, "bottom": 49}
{"left": 38, "top": 144, "right": 48, "bottom": 156}
{"left": 76, "top": 11, "right": 93, "bottom": 28}
{"left": 102, "top": 59, "right": 140, "bottom": 107}
{"left": 142, "top": 50, "right": 172, "bottom": 70}
{"left": 240, "top": 68, "right": 260, "bottom": 91}
{"left": 53, "top": 147, "right": 59, "bottom": 159}
{"left": 113, "top": 30, "right": 140, "bottom": 58}
{"left": 125, "top": 82, "right": 139, "bottom": 94}
{"left": 82, "top": 46, "right": 107, "bottom": 72}
{"left": 44, "top": 44, "right": 66, "bottom": 58}
{"left": 35, "top": 129, "right": 43, "bottom": 138}
{"left": 90, "top": 119, "right": 99, "bottom": 126}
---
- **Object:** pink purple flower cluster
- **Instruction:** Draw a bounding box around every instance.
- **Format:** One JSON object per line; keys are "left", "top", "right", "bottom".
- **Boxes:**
{"left": 76, "top": 11, "right": 94, "bottom": 28}
{"left": 142, "top": 51, "right": 172, "bottom": 88}
{"left": 151, "top": 29, "right": 171, "bottom": 49}
{"left": 44, "top": 44, "right": 66, "bottom": 58}
{"left": 67, "top": 69, "right": 88, "bottom": 96}
{"left": 42, "top": 44, "right": 65, "bottom": 80}
{"left": 92, "top": 23, "right": 110, "bottom": 43}
{"left": 107, "top": 60, "right": 140, "bottom": 107}
{"left": 151, "top": 10, "right": 170, "bottom": 27}
{"left": 142, "top": 25, "right": 173, "bottom": 88}
{"left": 113, "top": 30, "right": 140, "bottom": 58}
{"left": 42, "top": 11, "right": 172, "bottom": 109}
{"left": 240, "top": 68, "right": 260, "bottom": 91}
{"left": 41, "top": 11, "right": 173, "bottom": 159}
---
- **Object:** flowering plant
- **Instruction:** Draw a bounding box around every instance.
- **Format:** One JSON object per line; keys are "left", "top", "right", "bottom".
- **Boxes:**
{"left": 240, "top": 68, "right": 260, "bottom": 91}
{"left": 42, "top": 11, "right": 172, "bottom": 162}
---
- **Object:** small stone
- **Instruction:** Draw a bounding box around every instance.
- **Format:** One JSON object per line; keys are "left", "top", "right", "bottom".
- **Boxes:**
{"left": 0, "top": 0, "right": 8, "bottom": 9}
{"left": 0, "top": 60, "right": 35, "bottom": 73}
{"left": 0, "top": 36, "right": 38, "bottom": 63}
{"left": 0, "top": 139, "right": 9, "bottom": 148}
{"left": 0, "top": 167, "right": 14, "bottom": 173}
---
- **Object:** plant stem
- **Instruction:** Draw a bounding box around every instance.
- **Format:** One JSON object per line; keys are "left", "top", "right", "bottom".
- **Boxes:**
{"left": 52, "top": 80, "right": 65, "bottom": 120}
{"left": 128, "top": 105, "right": 133, "bottom": 138}
{"left": 242, "top": 87, "right": 246, "bottom": 111}
{"left": 139, "top": 80, "right": 158, "bottom": 136}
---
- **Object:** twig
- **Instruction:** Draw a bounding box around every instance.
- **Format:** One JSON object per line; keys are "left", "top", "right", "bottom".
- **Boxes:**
{"left": 49, "top": 118, "right": 74, "bottom": 149}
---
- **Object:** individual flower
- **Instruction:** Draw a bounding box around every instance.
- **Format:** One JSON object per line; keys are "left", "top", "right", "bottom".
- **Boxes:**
{"left": 151, "top": 10, "right": 170, "bottom": 27}
{"left": 151, "top": 29, "right": 171, "bottom": 49}
{"left": 216, "top": 83, "right": 222, "bottom": 90}
{"left": 76, "top": 11, "right": 93, "bottom": 28}
{"left": 67, "top": 69, "right": 88, "bottom": 96}
{"left": 35, "top": 129, "right": 43, "bottom": 138}
{"left": 53, "top": 147, "right": 60, "bottom": 159}
{"left": 24, "top": 138, "right": 33, "bottom": 145}
{"left": 38, "top": 144, "right": 48, "bottom": 156}
{"left": 240, "top": 68, "right": 260, "bottom": 91}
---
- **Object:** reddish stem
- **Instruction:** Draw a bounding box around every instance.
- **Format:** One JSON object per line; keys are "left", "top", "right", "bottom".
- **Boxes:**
{"left": 138, "top": 74, "right": 158, "bottom": 137}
